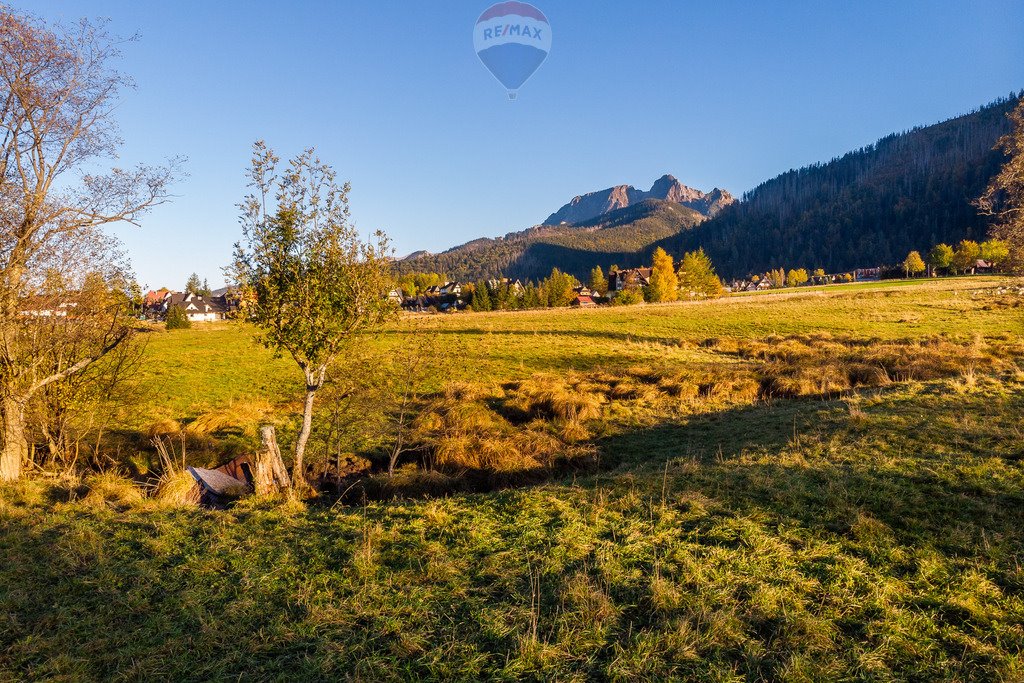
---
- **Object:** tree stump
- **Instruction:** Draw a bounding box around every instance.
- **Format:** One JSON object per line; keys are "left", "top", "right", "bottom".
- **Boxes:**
{"left": 253, "top": 425, "right": 292, "bottom": 495}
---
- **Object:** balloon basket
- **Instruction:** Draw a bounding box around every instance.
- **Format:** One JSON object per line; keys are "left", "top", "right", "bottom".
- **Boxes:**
{"left": 507, "top": 91, "right": 517, "bottom": 101}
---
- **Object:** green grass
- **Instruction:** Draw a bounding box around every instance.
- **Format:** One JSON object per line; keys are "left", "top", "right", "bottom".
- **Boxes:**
{"left": 2, "top": 275, "right": 1024, "bottom": 681}
{"left": 131, "top": 276, "right": 1013, "bottom": 427}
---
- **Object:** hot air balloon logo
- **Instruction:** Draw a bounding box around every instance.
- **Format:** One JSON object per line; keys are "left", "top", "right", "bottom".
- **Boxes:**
{"left": 473, "top": 2, "right": 551, "bottom": 100}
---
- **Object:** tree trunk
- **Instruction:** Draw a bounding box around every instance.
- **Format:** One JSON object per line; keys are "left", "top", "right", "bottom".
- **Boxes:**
{"left": 292, "top": 381, "right": 318, "bottom": 488}
{"left": 253, "top": 425, "right": 291, "bottom": 494}
{"left": 1, "top": 396, "right": 28, "bottom": 482}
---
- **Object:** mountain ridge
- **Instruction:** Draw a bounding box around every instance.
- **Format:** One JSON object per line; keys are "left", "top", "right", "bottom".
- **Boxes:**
{"left": 400, "top": 92, "right": 1022, "bottom": 283}
{"left": 543, "top": 174, "right": 734, "bottom": 225}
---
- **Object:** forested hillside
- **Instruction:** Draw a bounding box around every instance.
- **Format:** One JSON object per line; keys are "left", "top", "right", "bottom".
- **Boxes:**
{"left": 400, "top": 200, "right": 706, "bottom": 281}
{"left": 403, "top": 93, "right": 1022, "bottom": 282}
{"left": 678, "top": 93, "right": 1023, "bottom": 277}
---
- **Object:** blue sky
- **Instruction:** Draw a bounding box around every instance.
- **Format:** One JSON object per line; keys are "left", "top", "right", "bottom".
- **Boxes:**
{"left": 30, "top": 0, "right": 1024, "bottom": 290}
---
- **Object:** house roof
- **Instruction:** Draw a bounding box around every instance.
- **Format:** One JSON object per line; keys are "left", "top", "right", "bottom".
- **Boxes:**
{"left": 167, "top": 292, "right": 226, "bottom": 314}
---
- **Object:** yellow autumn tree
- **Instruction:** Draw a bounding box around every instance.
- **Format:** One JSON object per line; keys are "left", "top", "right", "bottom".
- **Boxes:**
{"left": 645, "top": 247, "right": 678, "bottom": 303}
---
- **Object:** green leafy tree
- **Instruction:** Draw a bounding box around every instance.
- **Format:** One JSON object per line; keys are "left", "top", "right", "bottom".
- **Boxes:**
{"left": 902, "top": 251, "right": 926, "bottom": 277}
{"left": 928, "top": 243, "right": 954, "bottom": 274}
{"left": 978, "top": 98, "right": 1024, "bottom": 271}
{"left": 165, "top": 305, "right": 191, "bottom": 330}
{"left": 232, "top": 142, "right": 396, "bottom": 488}
{"left": 980, "top": 239, "right": 1010, "bottom": 269}
{"left": 612, "top": 288, "right": 644, "bottom": 306}
{"left": 646, "top": 247, "right": 678, "bottom": 303}
{"left": 544, "top": 268, "right": 576, "bottom": 307}
{"left": 678, "top": 249, "right": 724, "bottom": 298}
{"left": 588, "top": 266, "right": 608, "bottom": 297}
{"left": 951, "top": 240, "right": 981, "bottom": 274}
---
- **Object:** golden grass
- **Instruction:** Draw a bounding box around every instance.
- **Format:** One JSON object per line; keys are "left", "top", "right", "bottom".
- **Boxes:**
{"left": 185, "top": 398, "right": 276, "bottom": 437}
{"left": 152, "top": 470, "right": 199, "bottom": 507}
{"left": 80, "top": 472, "right": 144, "bottom": 511}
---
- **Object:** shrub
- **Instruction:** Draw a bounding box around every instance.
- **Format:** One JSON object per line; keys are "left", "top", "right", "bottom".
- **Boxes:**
{"left": 611, "top": 289, "right": 644, "bottom": 306}
{"left": 165, "top": 305, "right": 191, "bottom": 330}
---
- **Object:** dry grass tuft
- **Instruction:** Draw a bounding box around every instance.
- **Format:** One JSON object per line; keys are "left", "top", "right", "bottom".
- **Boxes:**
{"left": 185, "top": 398, "right": 276, "bottom": 437}
{"left": 81, "top": 472, "right": 144, "bottom": 510}
{"left": 153, "top": 470, "right": 199, "bottom": 507}
{"left": 146, "top": 417, "right": 180, "bottom": 439}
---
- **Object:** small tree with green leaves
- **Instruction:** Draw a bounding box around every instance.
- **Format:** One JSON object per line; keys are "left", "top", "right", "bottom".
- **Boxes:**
{"left": 232, "top": 142, "right": 396, "bottom": 488}
{"left": 952, "top": 240, "right": 981, "bottom": 274}
{"left": 544, "top": 268, "right": 576, "bottom": 307}
{"left": 928, "top": 243, "right": 954, "bottom": 275}
{"left": 612, "top": 288, "right": 644, "bottom": 306}
{"left": 902, "top": 251, "right": 926, "bottom": 278}
{"left": 980, "top": 239, "right": 1010, "bottom": 270}
{"left": 165, "top": 305, "right": 191, "bottom": 330}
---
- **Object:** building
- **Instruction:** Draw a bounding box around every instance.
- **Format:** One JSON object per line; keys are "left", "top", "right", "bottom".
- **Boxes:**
{"left": 609, "top": 268, "right": 652, "bottom": 292}
{"left": 164, "top": 292, "right": 227, "bottom": 322}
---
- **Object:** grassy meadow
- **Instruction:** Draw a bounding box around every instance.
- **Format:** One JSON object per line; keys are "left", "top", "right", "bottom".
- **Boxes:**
{"left": 3, "top": 276, "right": 1024, "bottom": 681}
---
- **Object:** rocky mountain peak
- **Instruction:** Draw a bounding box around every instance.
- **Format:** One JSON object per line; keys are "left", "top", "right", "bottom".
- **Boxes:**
{"left": 543, "top": 175, "right": 734, "bottom": 225}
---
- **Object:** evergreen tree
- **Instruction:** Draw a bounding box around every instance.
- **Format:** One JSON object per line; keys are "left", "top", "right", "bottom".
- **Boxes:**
{"left": 185, "top": 272, "right": 203, "bottom": 294}
{"left": 471, "top": 280, "right": 492, "bottom": 311}
{"left": 646, "top": 247, "right": 678, "bottom": 303}
{"left": 588, "top": 266, "right": 608, "bottom": 297}
{"left": 165, "top": 305, "right": 191, "bottom": 330}
{"left": 677, "top": 249, "right": 724, "bottom": 299}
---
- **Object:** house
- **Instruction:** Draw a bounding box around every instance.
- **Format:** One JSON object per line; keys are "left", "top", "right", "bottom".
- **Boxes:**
{"left": 144, "top": 288, "right": 169, "bottom": 308}
{"left": 423, "top": 282, "right": 462, "bottom": 296}
{"left": 572, "top": 295, "right": 597, "bottom": 308}
{"left": 165, "top": 292, "right": 226, "bottom": 322}
{"left": 573, "top": 285, "right": 594, "bottom": 297}
{"left": 387, "top": 289, "right": 404, "bottom": 304}
{"left": 487, "top": 278, "right": 525, "bottom": 295}
{"left": 609, "top": 267, "right": 652, "bottom": 292}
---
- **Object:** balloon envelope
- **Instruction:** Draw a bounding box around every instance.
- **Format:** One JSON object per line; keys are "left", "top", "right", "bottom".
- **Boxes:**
{"left": 473, "top": 2, "right": 551, "bottom": 97}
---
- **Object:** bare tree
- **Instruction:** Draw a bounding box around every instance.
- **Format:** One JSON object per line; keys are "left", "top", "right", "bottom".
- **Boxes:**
{"left": 978, "top": 97, "right": 1024, "bottom": 271}
{"left": 231, "top": 142, "right": 396, "bottom": 490}
{"left": 0, "top": 8, "right": 178, "bottom": 480}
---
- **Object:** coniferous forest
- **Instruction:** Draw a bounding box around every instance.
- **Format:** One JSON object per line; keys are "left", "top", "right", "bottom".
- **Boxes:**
{"left": 403, "top": 94, "right": 1022, "bottom": 281}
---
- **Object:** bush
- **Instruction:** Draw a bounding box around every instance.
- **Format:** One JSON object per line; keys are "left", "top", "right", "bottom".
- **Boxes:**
{"left": 611, "top": 289, "right": 644, "bottom": 306}
{"left": 165, "top": 305, "right": 191, "bottom": 330}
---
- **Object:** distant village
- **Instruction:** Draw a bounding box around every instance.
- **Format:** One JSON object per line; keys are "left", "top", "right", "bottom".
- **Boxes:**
{"left": 128, "top": 241, "right": 1004, "bottom": 324}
